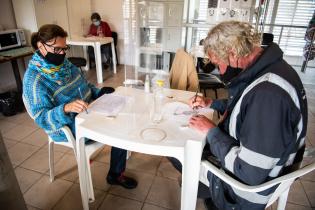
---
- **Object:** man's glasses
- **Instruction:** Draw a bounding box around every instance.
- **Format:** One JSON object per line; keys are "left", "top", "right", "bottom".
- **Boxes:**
{"left": 43, "top": 43, "right": 70, "bottom": 54}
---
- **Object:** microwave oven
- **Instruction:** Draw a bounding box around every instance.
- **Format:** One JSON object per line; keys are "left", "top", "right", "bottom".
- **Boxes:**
{"left": 0, "top": 29, "right": 26, "bottom": 51}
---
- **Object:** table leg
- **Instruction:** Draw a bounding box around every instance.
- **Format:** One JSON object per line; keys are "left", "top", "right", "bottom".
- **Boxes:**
{"left": 111, "top": 41, "right": 117, "bottom": 74}
{"left": 181, "top": 140, "right": 203, "bottom": 210}
{"left": 94, "top": 43, "right": 103, "bottom": 84}
{"left": 11, "top": 59, "right": 22, "bottom": 94}
{"left": 76, "top": 136, "right": 90, "bottom": 210}
{"left": 83, "top": 46, "right": 90, "bottom": 71}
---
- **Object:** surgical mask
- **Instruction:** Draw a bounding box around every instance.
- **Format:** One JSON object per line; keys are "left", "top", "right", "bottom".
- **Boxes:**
{"left": 220, "top": 66, "right": 242, "bottom": 84}
{"left": 44, "top": 52, "right": 66, "bottom": 66}
{"left": 93, "top": 21, "right": 100, "bottom": 26}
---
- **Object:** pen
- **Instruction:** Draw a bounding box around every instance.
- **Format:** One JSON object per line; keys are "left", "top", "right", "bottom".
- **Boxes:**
{"left": 78, "top": 87, "right": 88, "bottom": 114}
{"left": 193, "top": 89, "right": 198, "bottom": 110}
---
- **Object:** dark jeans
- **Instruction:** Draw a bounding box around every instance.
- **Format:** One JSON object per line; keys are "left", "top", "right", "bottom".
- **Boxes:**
{"left": 107, "top": 147, "right": 127, "bottom": 178}
{"left": 88, "top": 44, "right": 112, "bottom": 63}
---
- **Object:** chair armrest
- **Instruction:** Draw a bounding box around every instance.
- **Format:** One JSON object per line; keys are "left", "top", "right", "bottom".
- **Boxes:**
{"left": 61, "top": 126, "right": 76, "bottom": 148}
{"left": 200, "top": 160, "right": 315, "bottom": 193}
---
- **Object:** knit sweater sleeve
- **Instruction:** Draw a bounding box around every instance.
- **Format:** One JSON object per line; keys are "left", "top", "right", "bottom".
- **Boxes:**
{"left": 23, "top": 74, "right": 73, "bottom": 132}
{"left": 69, "top": 62, "right": 101, "bottom": 100}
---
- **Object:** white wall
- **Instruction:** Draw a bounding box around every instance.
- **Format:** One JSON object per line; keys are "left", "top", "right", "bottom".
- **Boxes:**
{"left": 0, "top": 0, "right": 26, "bottom": 92}
{"left": 91, "top": 0, "right": 126, "bottom": 64}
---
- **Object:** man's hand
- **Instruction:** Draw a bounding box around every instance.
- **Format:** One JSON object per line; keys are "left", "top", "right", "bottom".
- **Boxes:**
{"left": 189, "top": 115, "right": 216, "bottom": 133}
{"left": 189, "top": 95, "right": 212, "bottom": 109}
{"left": 64, "top": 100, "right": 88, "bottom": 113}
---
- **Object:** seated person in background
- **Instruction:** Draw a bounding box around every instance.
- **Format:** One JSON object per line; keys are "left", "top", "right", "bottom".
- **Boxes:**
{"left": 169, "top": 21, "right": 308, "bottom": 210}
{"left": 23, "top": 24, "right": 137, "bottom": 189}
{"left": 87, "top": 12, "right": 112, "bottom": 66}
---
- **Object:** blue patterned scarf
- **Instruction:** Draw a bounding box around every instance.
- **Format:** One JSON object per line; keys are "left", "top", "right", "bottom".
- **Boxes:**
{"left": 29, "top": 51, "right": 72, "bottom": 85}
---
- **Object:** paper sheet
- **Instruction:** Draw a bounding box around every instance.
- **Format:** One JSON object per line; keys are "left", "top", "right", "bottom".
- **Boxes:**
{"left": 162, "top": 101, "right": 213, "bottom": 123}
{"left": 88, "top": 94, "right": 129, "bottom": 116}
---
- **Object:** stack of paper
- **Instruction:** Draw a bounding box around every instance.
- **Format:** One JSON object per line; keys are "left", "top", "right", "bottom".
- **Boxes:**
{"left": 88, "top": 94, "right": 129, "bottom": 116}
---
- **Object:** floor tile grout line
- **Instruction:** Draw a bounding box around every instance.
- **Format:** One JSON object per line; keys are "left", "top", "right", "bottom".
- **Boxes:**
{"left": 154, "top": 157, "right": 164, "bottom": 177}
{"left": 93, "top": 189, "right": 108, "bottom": 210}
{"left": 26, "top": 203, "right": 43, "bottom": 210}
{"left": 287, "top": 201, "right": 314, "bottom": 208}
{"left": 142, "top": 202, "right": 173, "bottom": 210}
{"left": 106, "top": 191, "right": 148, "bottom": 203}
{"left": 2, "top": 125, "right": 39, "bottom": 142}
{"left": 141, "top": 175, "right": 176, "bottom": 210}
{"left": 18, "top": 165, "right": 48, "bottom": 177}
{"left": 299, "top": 178, "right": 315, "bottom": 208}
{"left": 16, "top": 146, "right": 68, "bottom": 175}
{"left": 15, "top": 138, "right": 48, "bottom": 148}
{"left": 97, "top": 191, "right": 111, "bottom": 210}
{"left": 142, "top": 175, "right": 157, "bottom": 204}
{"left": 3, "top": 138, "right": 19, "bottom": 148}
{"left": 288, "top": 179, "right": 313, "bottom": 207}
{"left": 9, "top": 144, "right": 42, "bottom": 167}
{"left": 21, "top": 172, "right": 46, "bottom": 199}
{"left": 50, "top": 182, "right": 77, "bottom": 210}
{"left": 16, "top": 126, "right": 41, "bottom": 142}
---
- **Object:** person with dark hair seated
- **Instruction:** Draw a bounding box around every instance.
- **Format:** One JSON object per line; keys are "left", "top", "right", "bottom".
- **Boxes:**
{"left": 87, "top": 12, "right": 112, "bottom": 67}
{"left": 23, "top": 24, "right": 137, "bottom": 189}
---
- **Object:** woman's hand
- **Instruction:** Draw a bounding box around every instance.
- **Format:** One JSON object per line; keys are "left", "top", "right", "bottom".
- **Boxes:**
{"left": 189, "top": 115, "right": 216, "bottom": 133}
{"left": 189, "top": 95, "right": 212, "bottom": 109}
{"left": 64, "top": 100, "right": 88, "bottom": 113}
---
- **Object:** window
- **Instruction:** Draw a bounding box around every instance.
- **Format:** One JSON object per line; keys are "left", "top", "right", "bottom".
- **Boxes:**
{"left": 260, "top": 0, "right": 314, "bottom": 56}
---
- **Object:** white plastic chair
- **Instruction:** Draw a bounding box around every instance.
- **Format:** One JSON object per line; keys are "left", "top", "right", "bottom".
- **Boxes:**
{"left": 199, "top": 149, "right": 315, "bottom": 210}
{"left": 23, "top": 97, "right": 104, "bottom": 202}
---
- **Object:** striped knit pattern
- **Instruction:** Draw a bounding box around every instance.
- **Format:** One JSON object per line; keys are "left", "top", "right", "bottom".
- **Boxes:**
{"left": 23, "top": 52, "right": 100, "bottom": 142}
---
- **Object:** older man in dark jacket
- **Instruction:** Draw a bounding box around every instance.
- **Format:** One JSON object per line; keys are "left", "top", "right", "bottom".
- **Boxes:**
{"left": 171, "top": 21, "right": 308, "bottom": 210}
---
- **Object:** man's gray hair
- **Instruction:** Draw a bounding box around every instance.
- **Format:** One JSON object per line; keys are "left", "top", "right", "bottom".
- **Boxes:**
{"left": 204, "top": 21, "right": 261, "bottom": 63}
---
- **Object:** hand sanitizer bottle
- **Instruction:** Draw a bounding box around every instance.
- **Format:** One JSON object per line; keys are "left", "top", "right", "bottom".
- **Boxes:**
{"left": 144, "top": 74, "right": 150, "bottom": 93}
{"left": 151, "top": 79, "right": 164, "bottom": 123}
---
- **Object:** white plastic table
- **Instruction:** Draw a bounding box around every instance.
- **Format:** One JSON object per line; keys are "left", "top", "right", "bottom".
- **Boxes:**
{"left": 75, "top": 86, "right": 213, "bottom": 210}
{"left": 67, "top": 35, "right": 117, "bottom": 84}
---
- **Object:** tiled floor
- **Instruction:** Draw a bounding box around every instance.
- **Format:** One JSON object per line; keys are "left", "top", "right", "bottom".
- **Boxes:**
{"left": 1, "top": 65, "right": 315, "bottom": 210}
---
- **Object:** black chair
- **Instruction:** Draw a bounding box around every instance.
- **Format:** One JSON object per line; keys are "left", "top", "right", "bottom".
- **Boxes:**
{"left": 68, "top": 57, "right": 87, "bottom": 74}
{"left": 111, "top": 31, "right": 119, "bottom": 65}
{"left": 68, "top": 57, "right": 87, "bottom": 68}
{"left": 261, "top": 33, "right": 274, "bottom": 48}
{"left": 198, "top": 73, "right": 225, "bottom": 98}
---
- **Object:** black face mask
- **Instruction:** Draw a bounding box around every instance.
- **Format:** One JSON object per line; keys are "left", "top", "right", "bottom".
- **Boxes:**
{"left": 44, "top": 52, "right": 66, "bottom": 66}
{"left": 220, "top": 66, "right": 242, "bottom": 84}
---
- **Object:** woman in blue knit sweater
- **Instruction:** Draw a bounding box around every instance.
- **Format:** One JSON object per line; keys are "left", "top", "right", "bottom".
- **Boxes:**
{"left": 23, "top": 24, "right": 137, "bottom": 189}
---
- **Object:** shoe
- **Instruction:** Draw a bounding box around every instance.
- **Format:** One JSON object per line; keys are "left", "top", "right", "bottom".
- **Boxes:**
{"left": 204, "top": 198, "right": 219, "bottom": 210}
{"left": 107, "top": 174, "right": 138, "bottom": 189}
{"left": 102, "top": 63, "right": 109, "bottom": 69}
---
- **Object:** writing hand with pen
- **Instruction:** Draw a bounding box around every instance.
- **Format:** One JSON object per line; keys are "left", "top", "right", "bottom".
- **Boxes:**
{"left": 64, "top": 100, "right": 88, "bottom": 114}
{"left": 63, "top": 88, "right": 89, "bottom": 114}
{"left": 189, "top": 94, "right": 213, "bottom": 110}
{"left": 188, "top": 93, "right": 216, "bottom": 134}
